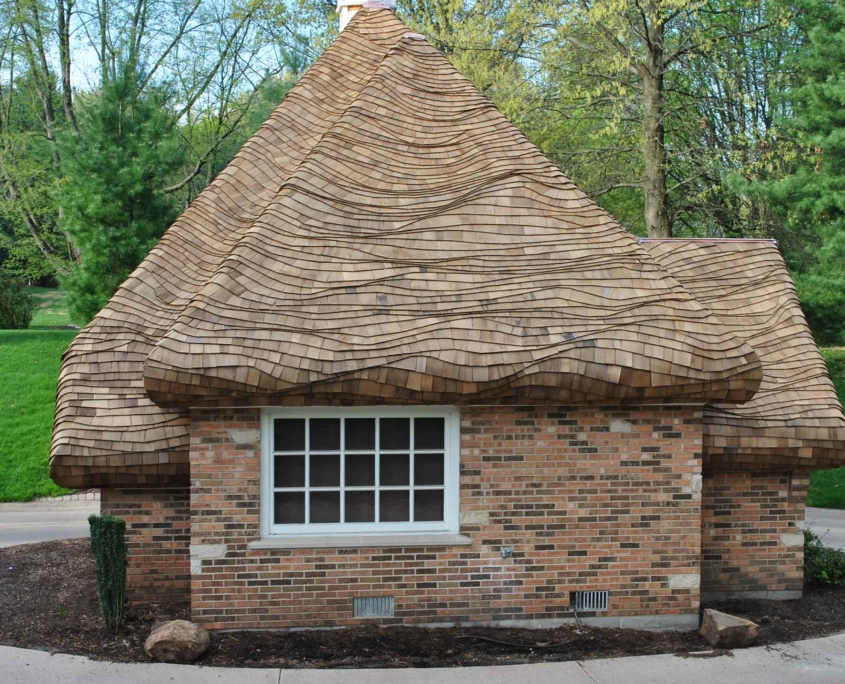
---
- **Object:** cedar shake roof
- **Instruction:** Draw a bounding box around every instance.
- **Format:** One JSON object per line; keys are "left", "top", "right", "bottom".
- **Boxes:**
{"left": 645, "top": 239, "right": 845, "bottom": 471}
{"left": 52, "top": 7, "right": 785, "bottom": 488}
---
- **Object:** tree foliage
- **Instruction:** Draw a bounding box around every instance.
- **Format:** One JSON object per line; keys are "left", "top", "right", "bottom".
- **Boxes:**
{"left": 0, "top": 0, "right": 843, "bottom": 342}
{"left": 0, "top": 270, "right": 35, "bottom": 329}
{"left": 748, "top": 0, "right": 845, "bottom": 345}
{"left": 58, "top": 66, "right": 184, "bottom": 323}
{"left": 0, "top": 0, "right": 313, "bottom": 285}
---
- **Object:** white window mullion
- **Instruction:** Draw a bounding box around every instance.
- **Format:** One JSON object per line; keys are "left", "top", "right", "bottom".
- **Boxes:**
{"left": 409, "top": 417, "right": 415, "bottom": 523}
{"left": 375, "top": 416, "right": 381, "bottom": 523}
{"left": 340, "top": 417, "right": 346, "bottom": 524}
{"left": 304, "top": 418, "right": 310, "bottom": 525}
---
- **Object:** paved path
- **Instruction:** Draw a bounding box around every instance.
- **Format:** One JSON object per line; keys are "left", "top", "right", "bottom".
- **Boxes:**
{"left": 0, "top": 501, "right": 99, "bottom": 548}
{"left": 2, "top": 633, "right": 845, "bottom": 683}
{"left": 805, "top": 507, "right": 845, "bottom": 550}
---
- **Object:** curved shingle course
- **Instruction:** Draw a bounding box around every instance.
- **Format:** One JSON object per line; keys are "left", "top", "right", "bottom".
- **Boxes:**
{"left": 51, "top": 9, "right": 765, "bottom": 488}
{"left": 645, "top": 238, "right": 845, "bottom": 470}
{"left": 141, "top": 20, "right": 761, "bottom": 408}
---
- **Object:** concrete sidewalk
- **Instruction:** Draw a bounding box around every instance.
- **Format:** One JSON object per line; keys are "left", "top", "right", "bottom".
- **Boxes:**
{"left": 2, "top": 632, "right": 845, "bottom": 684}
{"left": 805, "top": 507, "right": 845, "bottom": 550}
{"left": 0, "top": 500, "right": 99, "bottom": 548}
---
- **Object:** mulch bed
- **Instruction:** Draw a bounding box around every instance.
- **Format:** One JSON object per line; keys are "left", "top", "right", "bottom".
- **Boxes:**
{"left": 1, "top": 538, "right": 844, "bottom": 668}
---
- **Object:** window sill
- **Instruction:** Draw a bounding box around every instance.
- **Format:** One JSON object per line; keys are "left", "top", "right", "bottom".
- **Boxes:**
{"left": 248, "top": 532, "right": 472, "bottom": 550}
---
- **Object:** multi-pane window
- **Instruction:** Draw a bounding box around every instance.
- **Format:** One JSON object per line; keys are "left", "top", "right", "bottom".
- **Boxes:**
{"left": 261, "top": 409, "right": 458, "bottom": 535}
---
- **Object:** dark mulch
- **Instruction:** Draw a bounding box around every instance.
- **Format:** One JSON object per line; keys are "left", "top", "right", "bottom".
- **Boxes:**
{"left": 1, "top": 538, "right": 844, "bottom": 668}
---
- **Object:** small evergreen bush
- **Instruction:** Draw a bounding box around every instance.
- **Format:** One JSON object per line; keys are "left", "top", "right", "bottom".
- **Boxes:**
{"left": 804, "top": 529, "right": 845, "bottom": 585}
{"left": 88, "top": 514, "right": 128, "bottom": 629}
{"left": 0, "top": 271, "right": 35, "bottom": 329}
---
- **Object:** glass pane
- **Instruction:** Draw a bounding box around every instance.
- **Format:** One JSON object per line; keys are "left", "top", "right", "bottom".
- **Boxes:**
{"left": 414, "top": 418, "right": 444, "bottom": 449}
{"left": 414, "top": 453, "right": 444, "bottom": 486}
{"left": 346, "top": 454, "right": 375, "bottom": 486}
{"left": 380, "top": 453, "right": 409, "bottom": 486}
{"left": 310, "top": 418, "right": 340, "bottom": 450}
{"left": 414, "top": 490, "right": 444, "bottom": 522}
{"left": 275, "top": 455, "right": 305, "bottom": 488}
{"left": 310, "top": 454, "right": 340, "bottom": 487}
{"left": 345, "top": 491, "right": 375, "bottom": 523}
{"left": 345, "top": 418, "right": 375, "bottom": 450}
{"left": 310, "top": 491, "right": 340, "bottom": 523}
{"left": 380, "top": 490, "right": 409, "bottom": 522}
{"left": 274, "top": 419, "right": 305, "bottom": 451}
{"left": 274, "top": 492, "right": 305, "bottom": 524}
{"left": 380, "top": 418, "right": 410, "bottom": 449}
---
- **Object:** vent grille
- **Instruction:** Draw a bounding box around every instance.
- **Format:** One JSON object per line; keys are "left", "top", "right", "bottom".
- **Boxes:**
{"left": 353, "top": 596, "right": 395, "bottom": 617}
{"left": 571, "top": 590, "right": 609, "bottom": 612}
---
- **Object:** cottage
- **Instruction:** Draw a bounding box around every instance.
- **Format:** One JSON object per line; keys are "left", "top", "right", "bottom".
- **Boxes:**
{"left": 51, "top": 2, "right": 845, "bottom": 631}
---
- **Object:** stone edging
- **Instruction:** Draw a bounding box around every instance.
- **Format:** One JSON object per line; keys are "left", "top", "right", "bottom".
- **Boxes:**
{"left": 33, "top": 489, "right": 100, "bottom": 503}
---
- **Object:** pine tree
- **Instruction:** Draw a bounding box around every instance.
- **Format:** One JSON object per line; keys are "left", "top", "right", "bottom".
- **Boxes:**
{"left": 58, "top": 65, "right": 183, "bottom": 323}
{"left": 770, "top": 0, "right": 845, "bottom": 345}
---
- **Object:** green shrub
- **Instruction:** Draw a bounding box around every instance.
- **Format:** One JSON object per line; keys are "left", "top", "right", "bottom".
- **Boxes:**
{"left": 0, "top": 272, "right": 35, "bottom": 330}
{"left": 804, "top": 529, "right": 845, "bottom": 585}
{"left": 88, "top": 514, "right": 128, "bottom": 630}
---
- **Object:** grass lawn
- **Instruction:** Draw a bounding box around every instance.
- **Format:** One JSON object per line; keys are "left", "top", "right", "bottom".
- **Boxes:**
{"left": 1, "top": 288, "right": 77, "bottom": 501}
{"left": 27, "top": 286, "right": 73, "bottom": 329}
{"left": 0, "top": 328, "right": 76, "bottom": 501}
{"left": 807, "top": 348, "right": 845, "bottom": 509}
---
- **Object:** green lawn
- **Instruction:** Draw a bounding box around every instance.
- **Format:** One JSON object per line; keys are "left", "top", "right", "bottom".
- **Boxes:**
{"left": 28, "top": 286, "right": 73, "bottom": 328}
{"left": 807, "top": 348, "right": 845, "bottom": 509}
{"left": 0, "top": 289, "right": 77, "bottom": 501}
{"left": 0, "top": 328, "right": 76, "bottom": 501}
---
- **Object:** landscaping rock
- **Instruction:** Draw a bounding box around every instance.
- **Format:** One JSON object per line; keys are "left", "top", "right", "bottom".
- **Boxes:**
{"left": 144, "top": 620, "right": 210, "bottom": 662}
{"left": 700, "top": 609, "right": 760, "bottom": 648}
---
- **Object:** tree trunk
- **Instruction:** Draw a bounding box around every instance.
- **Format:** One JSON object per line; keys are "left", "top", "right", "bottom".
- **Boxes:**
{"left": 642, "top": 21, "right": 671, "bottom": 238}
{"left": 58, "top": 0, "right": 79, "bottom": 133}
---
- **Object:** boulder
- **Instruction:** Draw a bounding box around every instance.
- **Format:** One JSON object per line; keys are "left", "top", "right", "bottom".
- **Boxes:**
{"left": 144, "top": 620, "right": 210, "bottom": 663}
{"left": 700, "top": 609, "right": 760, "bottom": 649}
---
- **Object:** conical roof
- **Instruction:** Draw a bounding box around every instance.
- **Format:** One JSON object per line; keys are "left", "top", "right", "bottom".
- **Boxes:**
{"left": 51, "top": 8, "right": 763, "bottom": 488}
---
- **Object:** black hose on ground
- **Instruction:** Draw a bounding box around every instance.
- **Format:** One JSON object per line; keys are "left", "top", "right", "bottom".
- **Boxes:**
{"left": 453, "top": 607, "right": 587, "bottom": 651}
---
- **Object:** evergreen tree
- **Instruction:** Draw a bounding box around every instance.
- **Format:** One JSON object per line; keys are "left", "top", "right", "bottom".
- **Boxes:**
{"left": 762, "top": 0, "right": 845, "bottom": 345}
{"left": 58, "top": 66, "right": 183, "bottom": 323}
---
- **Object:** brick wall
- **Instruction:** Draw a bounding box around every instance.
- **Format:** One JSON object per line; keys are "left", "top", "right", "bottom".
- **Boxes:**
{"left": 189, "top": 406, "right": 703, "bottom": 630}
{"left": 701, "top": 471, "right": 807, "bottom": 600}
{"left": 100, "top": 487, "right": 191, "bottom": 603}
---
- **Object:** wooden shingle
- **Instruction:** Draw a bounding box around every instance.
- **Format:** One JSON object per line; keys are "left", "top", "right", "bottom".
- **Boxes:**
{"left": 646, "top": 238, "right": 845, "bottom": 470}
{"left": 51, "top": 9, "right": 797, "bottom": 489}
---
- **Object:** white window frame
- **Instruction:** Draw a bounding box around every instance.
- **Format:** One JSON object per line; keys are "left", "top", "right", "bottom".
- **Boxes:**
{"left": 260, "top": 406, "right": 460, "bottom": 538}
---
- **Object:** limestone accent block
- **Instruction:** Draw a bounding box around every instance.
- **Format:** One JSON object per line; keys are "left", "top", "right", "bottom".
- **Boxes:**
{"left": 460, "top": 510, "right": 490, "bottom": 525}
{"left": 610, "top": 419, "right": 632, "bottom": 433}
{"left": 228, "top": 428, "right": 260, "bottom": 445}
{"left": 781, "top": 532, "right": 805, "bottom": 547}
{"left": 190, "top": 543, "right": 227, "bottom": 574}
{"left": 668, "top": 573, "right": 701, "bottom": 589}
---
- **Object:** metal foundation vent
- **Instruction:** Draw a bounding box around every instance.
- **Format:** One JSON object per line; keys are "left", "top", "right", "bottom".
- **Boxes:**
{"left": 353, "top": 596, "right": 395, "bottom": 617}
{"left": 571, "top": 590, "right": 609, "bottom": 612}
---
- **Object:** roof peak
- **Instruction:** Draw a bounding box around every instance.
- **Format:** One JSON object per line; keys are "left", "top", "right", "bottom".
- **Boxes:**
{"left": 141, "top": 15, "right": 762, "bottom": 408}
{"left": 338, "top": 0, "right": 396, "bottom": 31}
{"left": 51, "top": 6, "right": 770, "bottom": 489}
